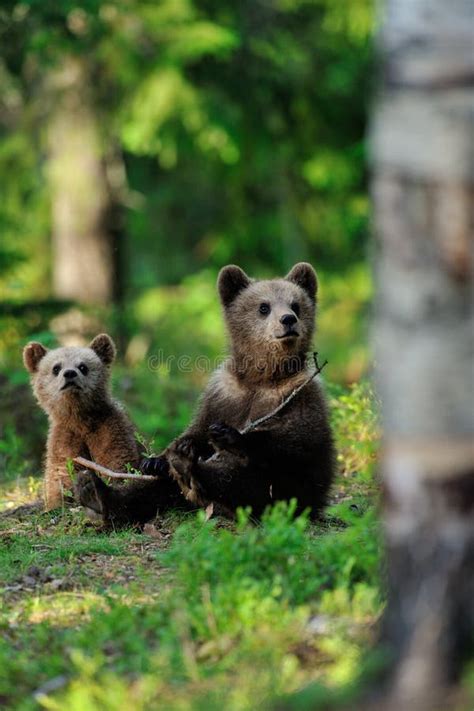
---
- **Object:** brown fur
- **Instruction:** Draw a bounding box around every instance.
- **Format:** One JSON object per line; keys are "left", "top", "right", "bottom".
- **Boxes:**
{"left": 165, "top": 262, "right": 334, "bottom": 516}
{"left": 75, "top": 264, "right": 335, "bottom": 525}
{"left": 23, "top": 334, "right": 140, "bottom": 510}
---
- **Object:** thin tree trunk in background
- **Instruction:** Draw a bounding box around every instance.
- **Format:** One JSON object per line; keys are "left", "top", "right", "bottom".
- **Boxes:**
{"left": 47, "top": 58, "right": 118, "bottom": 305}
{"left": 370, "top": 0, "right": 474, "bottom": 708}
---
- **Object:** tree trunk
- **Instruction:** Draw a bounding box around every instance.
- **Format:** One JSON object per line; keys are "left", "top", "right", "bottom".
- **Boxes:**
{"left": 370, "top": 0, "right": 474, "bottom": 708}
{"left": 47, "top": 58, "right": 120, "bottom": 305}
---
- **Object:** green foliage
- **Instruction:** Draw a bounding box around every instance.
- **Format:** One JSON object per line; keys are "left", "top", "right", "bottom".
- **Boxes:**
{"left": 0, "top": 503, "right": 381, "bottom": 711}
{"left": 0, "top": 3, "right": 382, "bottom": 706}
{"left": 0, "top": 426, "right": 34, "bottom": 482}
{"left": 330, "top": 380, "right": 380, "bottom": 483}
{"left": 163, "top": 501, "right": 380, "bottom": 616}
{"left": 113, "top": 365, "right": 201, "bottom": 453}
{"left": 0, "top": 0, "right": 374, "bottom": 347}
{"left": 0, "top": 3, "right": 374, "bottom": 426}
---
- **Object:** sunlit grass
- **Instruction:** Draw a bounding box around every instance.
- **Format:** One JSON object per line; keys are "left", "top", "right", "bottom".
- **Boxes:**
{"left": 0, "top": 382, "right": 382, "bottom": 709}
{"left": 17, "top": 593, "right": 108, "bottom": 627}
{"left": 0, "top": 507, "right": 382, "bottom": 709}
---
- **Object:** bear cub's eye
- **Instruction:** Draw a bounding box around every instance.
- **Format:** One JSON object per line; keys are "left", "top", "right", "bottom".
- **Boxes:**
{"left": 291, "top": 302, "right": 300, "bottom": 317}
{"left": 78, "top": 363, "right": 89, "bottom": 376}
{"left": 259, "top": 303, "right": 271, "bottom": 316}
{"left": 52, "top": 364, "right": 61, "bottom": 376}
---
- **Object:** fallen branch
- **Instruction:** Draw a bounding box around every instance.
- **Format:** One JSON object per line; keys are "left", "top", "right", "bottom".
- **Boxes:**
{"left": 241, "top": 352, "right": 328, "bottom": 434}
{"left": 73, "top": 456, "right": 155, "bottom": 481}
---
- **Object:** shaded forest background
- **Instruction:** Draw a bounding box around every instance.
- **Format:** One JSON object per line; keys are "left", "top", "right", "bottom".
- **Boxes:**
{"left": 0, "top": 0, "right": 374, "bottom": 474}
{"left": 3, "top": 3, "right": 473, "bottom": 709}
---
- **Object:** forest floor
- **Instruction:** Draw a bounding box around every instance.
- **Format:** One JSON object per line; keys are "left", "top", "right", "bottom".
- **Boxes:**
{"left": 0, "top": 384, "right": 383, "bottom": 711}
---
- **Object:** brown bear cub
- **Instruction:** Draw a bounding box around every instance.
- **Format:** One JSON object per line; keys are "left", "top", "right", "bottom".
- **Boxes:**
{"left": 76, "top": 263, "right": 335, "bottom": 523}
{"left": 23, "top": 334, "right": 143, "bottom": 511}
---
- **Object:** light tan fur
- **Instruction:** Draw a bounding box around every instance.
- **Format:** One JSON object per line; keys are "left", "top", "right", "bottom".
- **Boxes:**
{"left": 23, "top": 334, "right": 140, "bottom": 510}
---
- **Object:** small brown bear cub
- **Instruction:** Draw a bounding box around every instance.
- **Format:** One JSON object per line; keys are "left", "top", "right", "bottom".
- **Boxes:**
{"left": 76, "top": 263, "right": 335, "bottom": 524}
{"left": 23, "top": 334, "right": 141, "bottom": 511}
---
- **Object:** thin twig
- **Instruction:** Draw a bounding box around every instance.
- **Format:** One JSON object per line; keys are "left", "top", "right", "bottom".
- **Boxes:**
{"left": 73, "top": 456, "right": 155, "bottom": 481}
{"left": 240, "top": 352, "right": 328, "bottom": 434}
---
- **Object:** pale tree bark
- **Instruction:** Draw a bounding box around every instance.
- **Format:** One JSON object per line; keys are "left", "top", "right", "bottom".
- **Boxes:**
{"left": 47, "top": 58, "right": 122, "bottom": 305}
{"left": 370, "top": 1, "right": 474, "bottom": 709}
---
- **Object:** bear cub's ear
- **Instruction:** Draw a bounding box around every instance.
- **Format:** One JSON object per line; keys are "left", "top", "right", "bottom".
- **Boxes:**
{"left": 23, "top": 342, "right": 48, "bottom": 373}
{"left": 218, "top": 265, "right": 251, "bottom": 307}
{"left": 286, "top": 262, "right": 318, "bottom": 302}
{"left": 89, "top": 334, "right": 116, "bottom": 366}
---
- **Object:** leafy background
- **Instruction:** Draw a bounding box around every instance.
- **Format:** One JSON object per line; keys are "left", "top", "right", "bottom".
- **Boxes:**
{"left": 1, "top": 0, "right": 374, "bottom": 461}
{"left": 0, "top": 2, "right": 383, "bottom": 709}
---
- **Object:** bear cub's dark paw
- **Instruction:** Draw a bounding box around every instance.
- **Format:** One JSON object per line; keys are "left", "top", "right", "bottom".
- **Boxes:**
{"left": 75, "top": 470, "right": 107, "bottom": 516}
{"left": 139, "top": 455, "right": 169, "bottom": 478}
{"left": 208, "top": 423, "right": 243, "bottom": 451}
{"left": 173, "top": 436, "right": 199, "bottom": 461}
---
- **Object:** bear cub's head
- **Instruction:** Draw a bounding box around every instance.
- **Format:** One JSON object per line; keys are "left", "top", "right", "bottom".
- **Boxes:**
{"left": 23, "top": 334, "right": 116, "bottom": 417}
{"left": 218, "top": 262, "right": 317, "bottom": 376}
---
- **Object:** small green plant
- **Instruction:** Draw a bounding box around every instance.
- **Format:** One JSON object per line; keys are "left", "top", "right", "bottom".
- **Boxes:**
{"left": 134, "top": 430, "right": 156, "bottom": 458}
{"left": 66, "top": 458, "right": 76, "bottom": 483}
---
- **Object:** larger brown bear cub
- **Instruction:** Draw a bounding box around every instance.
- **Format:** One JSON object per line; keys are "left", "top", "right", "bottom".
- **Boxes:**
{"left": 76, "top": 263, "right": 335, "bottom": 523}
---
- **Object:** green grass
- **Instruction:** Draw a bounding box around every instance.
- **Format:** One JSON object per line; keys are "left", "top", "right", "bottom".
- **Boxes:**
{"left": 0, "top": 383, "right": 383, "bottom": 710}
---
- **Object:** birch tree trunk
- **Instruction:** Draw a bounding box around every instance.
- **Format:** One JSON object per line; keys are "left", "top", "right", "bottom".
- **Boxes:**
{"left": 370, "top": 1, "right": 474, "bottom": 708}
{"left": 47, "top": 58, "right": 120, "bottom": 305}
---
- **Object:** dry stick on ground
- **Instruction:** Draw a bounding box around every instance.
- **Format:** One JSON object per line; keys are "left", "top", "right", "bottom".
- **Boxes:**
{"left": 240, "top": 352, "right": 328, "bottom": 434}
{"left": 73, "top": 456, "right": 156, "bottom": 481}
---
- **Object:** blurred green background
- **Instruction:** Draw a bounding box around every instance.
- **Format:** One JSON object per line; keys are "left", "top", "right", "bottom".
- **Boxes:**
{"left": 0, "top": 0, "right": 374, "bottom": 477}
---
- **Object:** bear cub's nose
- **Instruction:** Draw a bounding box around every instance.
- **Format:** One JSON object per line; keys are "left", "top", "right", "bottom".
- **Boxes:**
{"left": 63, "top": 369, "right": 78, "bottom": 380}
{"left": 280, "top": 313, "right": 297, "bottom": 327}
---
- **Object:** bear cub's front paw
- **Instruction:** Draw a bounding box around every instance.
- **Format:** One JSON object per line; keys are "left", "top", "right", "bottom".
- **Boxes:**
{"left": 140, "top": 455, "right": 169, "bottom": 478}
{"left": 75, "top": 470, "right": 106, "bottom": 515}
{"left": 208, "top": 423, "right": 243, "bottom": 451}
{"left": 167, "top": 437, "right": 201, "bottom": 490}
{"left": 173, "top": 436, "right": 199, "bottom": 461}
